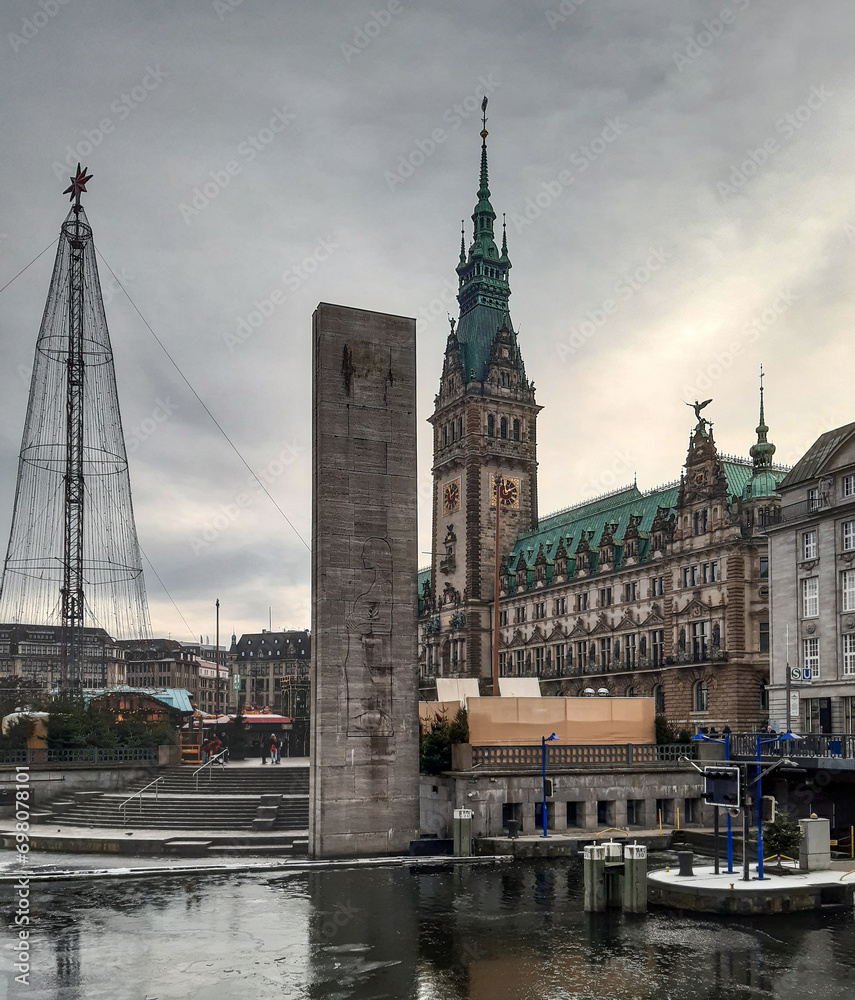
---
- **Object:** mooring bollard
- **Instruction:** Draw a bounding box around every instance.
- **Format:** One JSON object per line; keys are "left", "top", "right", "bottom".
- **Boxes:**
{"left": 583, "top": 844, "right": 607, "bottom": 912}
{"left": 623, "top": 843, "right": 648, "bottom": 913}
{"left": 677, "top": 850, "right": 695, "bottom": 877}
{"left": 604, "top": 839, "right": 623, "bottom": 862}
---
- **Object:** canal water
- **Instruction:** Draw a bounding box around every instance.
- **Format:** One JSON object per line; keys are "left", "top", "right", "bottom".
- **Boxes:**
{"left": 4, "top": 856, "right": 855, "bottom": 999}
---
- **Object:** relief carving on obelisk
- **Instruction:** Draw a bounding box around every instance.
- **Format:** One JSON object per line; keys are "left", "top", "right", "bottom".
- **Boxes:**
{"left": 345, "top": 536, "right": 394, "bottom": 737}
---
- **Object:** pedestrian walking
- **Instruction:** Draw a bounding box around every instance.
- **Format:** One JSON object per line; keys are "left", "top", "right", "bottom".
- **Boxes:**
{"left": 269, "top": 733, "right": 280, "bottom": 764}
{"left": 260, "top": 735, "right": 269, "bottom": 765}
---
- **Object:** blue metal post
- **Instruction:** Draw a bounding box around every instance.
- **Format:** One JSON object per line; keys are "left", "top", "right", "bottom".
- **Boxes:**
{"left": 725, "top": 732, "right": 734, "bottom": 874}
{"left": 756, "top": 736, "right": 765, "bottom": 880}
{"left": 541, "top": 735, "right": 547, "bottom": 838}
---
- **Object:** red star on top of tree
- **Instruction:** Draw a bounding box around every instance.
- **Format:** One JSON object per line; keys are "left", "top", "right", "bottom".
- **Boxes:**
{"left": 63, "top": 164, "right": 93, "bottom": 204}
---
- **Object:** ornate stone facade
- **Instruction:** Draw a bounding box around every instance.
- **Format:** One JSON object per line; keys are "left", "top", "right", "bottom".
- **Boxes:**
{"left": 418, "top": 121, "right": 786, "bottom": 730}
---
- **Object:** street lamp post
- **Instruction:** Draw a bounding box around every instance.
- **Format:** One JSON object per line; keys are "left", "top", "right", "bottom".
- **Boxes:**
{"left": 542, "top": 733, "right": 558, "bottom": 838}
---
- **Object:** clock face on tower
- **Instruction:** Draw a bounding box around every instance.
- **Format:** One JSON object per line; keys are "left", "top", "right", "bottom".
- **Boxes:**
{"left": 490, "top": 474, "right": 520, "bottom": 509}
{"left": 442, "top": 478, "right": 461, "bottom": 515}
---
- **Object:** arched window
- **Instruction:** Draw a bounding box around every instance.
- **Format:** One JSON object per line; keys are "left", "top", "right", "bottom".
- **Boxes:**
{"left": 653, "top": 684, "right": 665, "bottom": 715}
{"left": 694, "top": 680, "right": 708, "bottom": 713}
{"left": 626, "top": 686, "right": 636, "bottom": 698}
{"left": 487, "top": 414, "right": 495, "bottom": 437}
{"left": 500, "top": 417, "right": 508, "bottom": 439}
{"left": 513, "top": 419, "right": 520, "bottom": 441}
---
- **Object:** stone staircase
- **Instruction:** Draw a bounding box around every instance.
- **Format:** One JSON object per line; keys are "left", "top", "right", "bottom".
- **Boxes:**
{"left": 36, "top": 765, "right": 310, "bottom": 853}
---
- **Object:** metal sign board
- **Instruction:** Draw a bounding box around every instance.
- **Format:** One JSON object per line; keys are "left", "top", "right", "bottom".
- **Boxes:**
{"left": 801, "top": 667, "right": 812, "bottom": 682}
{"left": 231, "top": 674, "right": 242, "bottom": 691}
{"left": 703, "top": 765, "right": 741, "bottom": 808}
{"left": 790, "top": 690, "right": 800, "bottom": 719}
{"left": 790, "top": 666, "right": 801, "bottom": 681}
{"left": 454, "top": 808, "right": 474, "bottom": 820}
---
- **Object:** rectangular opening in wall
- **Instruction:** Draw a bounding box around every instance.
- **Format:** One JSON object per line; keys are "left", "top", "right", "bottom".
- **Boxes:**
{"left": 656, "top": 798, "right": 672, "bottom": 826}
{"left": 566, "top": 801, "right": 580, "bottom": 827}
{"left": 684, "top": 798, "right": 700, "bottom": 824}
{"left": 626, "top": 799, "right": 644, "bottom": 826}
{"left": 597, "top": 800, "right": 613, "bottom": 826}
{"left": 535, "top": 801, "right": 555, "bottom": 830}
{"left": 502, "top": 802, "right": 521, "bottom": 830}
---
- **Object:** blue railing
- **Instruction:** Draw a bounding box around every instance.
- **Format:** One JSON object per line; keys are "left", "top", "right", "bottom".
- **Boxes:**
{"left": 0, "top": 746, "right": 159, "bottom": 766}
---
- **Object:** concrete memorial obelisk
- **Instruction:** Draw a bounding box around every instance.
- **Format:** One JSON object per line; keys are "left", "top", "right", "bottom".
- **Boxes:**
{"left": 309, "top": 303, "right": 419, "bottom": 857}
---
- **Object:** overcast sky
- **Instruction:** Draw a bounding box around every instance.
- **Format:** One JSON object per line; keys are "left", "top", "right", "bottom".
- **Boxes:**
{"left": 1, "top": 0, "right": 854, "bottom": 642}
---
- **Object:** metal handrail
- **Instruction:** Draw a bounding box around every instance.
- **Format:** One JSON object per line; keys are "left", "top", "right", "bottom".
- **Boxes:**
{"left": 192, "top": 750, "right": 228, "bottom": 790}
{"left": 119, "top": 776, "right": 164, "bottom": 826}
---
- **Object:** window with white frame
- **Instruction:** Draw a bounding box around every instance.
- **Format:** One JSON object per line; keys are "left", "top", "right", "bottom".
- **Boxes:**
{"left": 802, "top": 577, "right": 819, "bottom": 617}
{"left": 844, "top": 521, "right": 855, "bottom": 551}
{"left": 844, "top": 570, "right": 855, "bottom": 613}
{"left": 844, "top": 634, "right": 855, "bottom": 676}
{"left": 807, "top": 487, "right": 821, "bottom": 511}
{"left": 845, "top": 474, "right": 855, "bottom": 498}
{"left": 802, "top": 636, "right": 820, "bottom": 678}
{"left": 702, "top": 561, "right": 718, "bottom": 584}
{"left": 554, "top": 644, "right": 565, "bottom": 672}
{"left": 803, "top": 530, "right": 817, "bottom": 560}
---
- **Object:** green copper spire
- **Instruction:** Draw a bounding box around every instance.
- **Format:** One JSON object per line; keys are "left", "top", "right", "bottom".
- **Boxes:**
{"left": 451, "top": 98, "right": 517, "bottom": 382}
{"left": 744, "top": 365, "right": 781, "bottom": 499}
{"left": 459, "top": 220, "right": 466, "bottom": 265}
{"left": 750, "top": 365, "right": 776, "bottom": 470}
{"left": 471, "top": 97, "right": 497, "bottom": 257}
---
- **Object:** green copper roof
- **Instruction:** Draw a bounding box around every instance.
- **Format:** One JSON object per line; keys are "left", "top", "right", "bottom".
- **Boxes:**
{"left": 722, "top": 460, "right": 753, "bottom": 497}
{"left": 456, "top": 304, "right": 514, "bottom": 380}
{"left": 509, "top": 483, "right": 680, "bottom": 577}
{"left": 743, "top": 470, "right": 782, "bottom": 499}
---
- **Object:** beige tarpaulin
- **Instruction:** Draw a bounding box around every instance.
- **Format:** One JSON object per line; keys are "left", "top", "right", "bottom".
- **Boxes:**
{"left": 497, "top": 677, "right": 541, "bottom": 698}
{"left": 467, "top": 697, "right": 654, "bottom": 746}
{"left": 435, "top": 677, "right": 480, "bottom": 707}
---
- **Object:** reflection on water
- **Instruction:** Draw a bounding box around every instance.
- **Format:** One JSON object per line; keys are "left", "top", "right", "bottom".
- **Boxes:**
{"left": 4, "top": 859, "right": 855, "bottom": 999}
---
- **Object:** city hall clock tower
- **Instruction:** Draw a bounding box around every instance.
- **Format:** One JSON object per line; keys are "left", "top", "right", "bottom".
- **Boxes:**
{"left": 427, "top": 103, "right": 541, "bottom": 687}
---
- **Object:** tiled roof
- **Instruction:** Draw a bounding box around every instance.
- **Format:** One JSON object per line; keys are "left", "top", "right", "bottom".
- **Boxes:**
{"left": 778, "top": 422, "right": 855, "bottom": 490}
